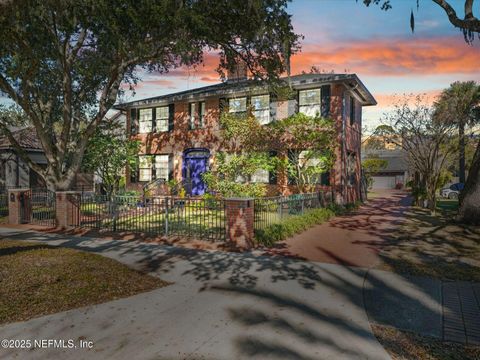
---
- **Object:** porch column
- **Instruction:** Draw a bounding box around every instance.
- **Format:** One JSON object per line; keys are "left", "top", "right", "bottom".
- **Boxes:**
{"left": 56, "top": 191, "right": 81, "bottom": 228}
{"left": 225, "top": 197, "right": 254, "bottom": 249}
{"left": 8, "top": 188, "right": 30, "bottom": 225}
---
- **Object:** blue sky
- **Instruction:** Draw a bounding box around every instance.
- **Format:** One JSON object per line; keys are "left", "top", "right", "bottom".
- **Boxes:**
{"left": 2, "top": 0, "right": 479, "bottom": 128}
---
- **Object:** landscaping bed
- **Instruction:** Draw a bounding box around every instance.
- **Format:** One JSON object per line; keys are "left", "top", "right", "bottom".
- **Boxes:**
{"left": 0, "top": 239, "right": 167, "bottom": 324}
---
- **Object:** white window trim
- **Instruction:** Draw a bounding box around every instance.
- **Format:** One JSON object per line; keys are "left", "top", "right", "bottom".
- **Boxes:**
{"left": 229, "top": 97, "right": 247, "bottom": 114}
{"left": 139, "top": 109, "right": 153, "bottom": 134}
{"left": 299, "top": 88, "right": 321, "bottom": 117}
{"left": 252, "top": 94, "right": 270, "bottom": 125}
{"left": 156, "top": 106, "right": 169, "bottom": 132}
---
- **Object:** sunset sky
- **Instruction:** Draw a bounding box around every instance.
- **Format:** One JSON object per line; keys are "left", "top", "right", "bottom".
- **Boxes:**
{"left": 1, "top": 1, "right": 478, "bottom": 130}
{"left": 121, "top": 0, "right": 480, "bottom": 130}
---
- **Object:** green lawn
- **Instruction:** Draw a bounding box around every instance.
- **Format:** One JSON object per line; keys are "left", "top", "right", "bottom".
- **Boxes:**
{"left": 81, "top": 205, "right": 226, "bottom": 239}
{"left": 0, "top": 240, "right": 167, "bottom": 324}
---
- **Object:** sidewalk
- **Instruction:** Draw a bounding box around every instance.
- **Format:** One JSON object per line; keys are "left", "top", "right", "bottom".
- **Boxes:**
{"left": 0, "top": 227, "right": 390, "bottom": 360}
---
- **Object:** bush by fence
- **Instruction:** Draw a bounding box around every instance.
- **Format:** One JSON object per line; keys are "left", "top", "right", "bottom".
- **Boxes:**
{"left": 255, "top": 207, "right": 336, "bottom": 246}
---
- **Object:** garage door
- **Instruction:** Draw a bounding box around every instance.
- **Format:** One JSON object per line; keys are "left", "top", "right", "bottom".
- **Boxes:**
{"left": 371, "top": 176, "right": 396, "bottom": 189}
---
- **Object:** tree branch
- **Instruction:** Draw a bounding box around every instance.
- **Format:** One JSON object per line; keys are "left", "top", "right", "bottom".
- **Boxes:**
{"left": 432, "top": 0, "right": 480, "bottom": 32}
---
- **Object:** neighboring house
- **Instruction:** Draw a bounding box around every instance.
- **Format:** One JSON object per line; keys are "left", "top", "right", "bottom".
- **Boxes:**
{"left": 115, "top": 71, "right": 376, "bottom": 203}
{"left": 0, "top": 127, "right": 93, "bottom": 191}
{"left": 0, "top": 127, "right": 46, "bottom": 189}
{"left": 362, "top": 149, "right": 409, "bottom": 189}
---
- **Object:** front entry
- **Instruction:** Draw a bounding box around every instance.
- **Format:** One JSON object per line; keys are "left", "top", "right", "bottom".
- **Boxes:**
{"left": 183, "top": 148, "right": 210, "bottom": 196}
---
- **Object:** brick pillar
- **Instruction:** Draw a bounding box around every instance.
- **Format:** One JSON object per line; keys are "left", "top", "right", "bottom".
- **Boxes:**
{"left": 56, "top": 191, "right": 81, "bottom": 228}
{"left": 225, "top": 198, "right": 255, "bottom": 249}
{"left": 8, "top": 188, "right": 30, "bottom": 225}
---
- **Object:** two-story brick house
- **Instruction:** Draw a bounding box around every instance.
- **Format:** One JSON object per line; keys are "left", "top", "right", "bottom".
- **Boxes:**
{"left": 115, "top": 72, "right": 376, "bottom": 203}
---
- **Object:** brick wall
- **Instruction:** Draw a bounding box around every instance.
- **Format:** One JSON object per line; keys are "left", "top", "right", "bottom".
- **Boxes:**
{"left": 225, "top": 198, "right": 254, "bottom": 249}
{"left": 126, "top": 84, "right": 364, "bottom": 203}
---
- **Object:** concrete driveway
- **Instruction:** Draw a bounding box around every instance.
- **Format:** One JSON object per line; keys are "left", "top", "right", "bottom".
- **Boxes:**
{"left": 0, "top": 227, "right": 391, "bottom": 360}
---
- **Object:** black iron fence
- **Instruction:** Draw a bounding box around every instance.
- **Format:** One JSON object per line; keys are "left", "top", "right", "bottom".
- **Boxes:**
{"left": 28, "top": 189, "right": 56, "bottom": 226}
{"left": 254, "top": 191, "right": 334, "bottom": 230}
{"left": 0, "top": 192, "right": 7, "bottom": 218}
{"left": 78, "top": 195, "right": 226, "bottom": 241}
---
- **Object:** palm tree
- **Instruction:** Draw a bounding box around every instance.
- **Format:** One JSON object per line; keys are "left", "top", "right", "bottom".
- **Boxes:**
{"left": 434, "top": 81, "right": 480, "bottom": 183}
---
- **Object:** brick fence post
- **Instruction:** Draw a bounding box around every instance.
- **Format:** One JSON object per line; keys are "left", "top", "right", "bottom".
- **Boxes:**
{"left": 56, "top": 191, "right": 81, "bottom": 228}
{"left": 225, "top": 197, "right": 255, "bottom": 249}
{"left": 8, "top": 188, "right": 30, "bottom": 225}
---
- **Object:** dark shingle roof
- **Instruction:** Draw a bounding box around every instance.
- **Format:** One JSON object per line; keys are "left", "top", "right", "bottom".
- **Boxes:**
{"left": 0, "top": 127, "right": 43, "bottom": 151}
{"left": 114, "top": 73, "right": 376, "bottom": 109}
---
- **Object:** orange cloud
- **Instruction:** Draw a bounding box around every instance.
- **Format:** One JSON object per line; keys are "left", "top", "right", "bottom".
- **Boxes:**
{"left": 373, "top": 90, "right": 442, "bottom": 108}
{"left": 292, "top": 37, "right": 479, "bottom": 76}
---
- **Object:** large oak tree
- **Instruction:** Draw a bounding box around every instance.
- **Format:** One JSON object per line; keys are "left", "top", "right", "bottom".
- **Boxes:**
{"left": 0, "top": 0, "right": 300, "bottom": 190}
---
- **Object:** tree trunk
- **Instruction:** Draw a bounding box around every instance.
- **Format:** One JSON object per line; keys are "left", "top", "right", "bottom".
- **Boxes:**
{"left": 459, "top": 121, "right": 466, "bottom": 184}
{"left": 458, "top": 139, "right": 480, "bottom": 224}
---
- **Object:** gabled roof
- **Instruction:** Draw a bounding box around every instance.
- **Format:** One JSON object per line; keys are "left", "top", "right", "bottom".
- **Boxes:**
{"left": 0, "top": 127, "right": 43, "bottom": 151}
{"left": 114, "top": 73, "right": 377, "bottom": 110}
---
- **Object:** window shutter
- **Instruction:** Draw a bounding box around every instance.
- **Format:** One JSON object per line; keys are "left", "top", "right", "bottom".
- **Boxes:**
{"left": 287, "top": 149, "right": 295, "bottom": 185}
{"left": 168, "top": 104, "right": 175, "bottom": 131}
{"left": 350, "top": 96, "right": 355, "bottom": 125}
{"left": 219, "top": 97, "right": 227, "bottom": 114}
{"left": 321, "top": 171, "right": 330, "bottom": 186}
{"left": 269, "top": 93, "right": 277, "bottom": 122}
{"left": 130, "top": 108, "right": 138, "bottom": 135}
{"left": 188, "top": 103, "right": 193, "bottom": 130}
{"left": 168, "top": 154, "right": 174, "bottom": 181}
{"left": 151, "top": 155, "right": 157, "bottom": 180}
{"left": 321, "top": 85, "right": 331, "bottom": 118}
{"left": 151, "top": 108, "right": 156, "bottom": 133}
{"left": 130, "top": 158, "right": 139, "bottom": 183}
{"left": 268, "top": 150, "right": 278, "bottom": 184}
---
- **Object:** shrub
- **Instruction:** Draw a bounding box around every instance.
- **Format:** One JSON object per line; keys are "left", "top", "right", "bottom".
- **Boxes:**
{"left": 255, "top": 208, "right": 335, "bottom": 246}
{"left": 255, "top": 202, "right": 360, "bottom": 246}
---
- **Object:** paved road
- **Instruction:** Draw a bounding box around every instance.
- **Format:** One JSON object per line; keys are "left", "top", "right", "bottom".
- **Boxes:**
{"left": 0, "top": 227, "right": 390, "bottom": 360}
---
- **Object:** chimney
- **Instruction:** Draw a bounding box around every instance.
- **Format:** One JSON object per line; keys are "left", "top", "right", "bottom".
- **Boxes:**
{"left": 227, "top": 59, "right": 248, "bottom": 82}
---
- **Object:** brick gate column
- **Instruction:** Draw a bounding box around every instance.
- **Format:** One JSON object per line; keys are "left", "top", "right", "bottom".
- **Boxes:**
{"left": 225, "top": 198, "right": 254, "bottom": 249}
{"left": 56, "top": 191, "right": 81, "bottom": 228}
{"left": 8, "top": 188, "right": 30, "bottom": 225}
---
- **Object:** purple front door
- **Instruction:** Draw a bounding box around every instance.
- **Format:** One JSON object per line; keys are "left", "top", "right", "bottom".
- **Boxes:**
{"left": 183, "top": 149, "right": 210, "bottom": 196}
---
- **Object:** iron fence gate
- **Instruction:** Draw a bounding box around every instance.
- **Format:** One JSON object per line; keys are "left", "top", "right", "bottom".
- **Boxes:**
{"left": 21, "top": 189, "right": 56, "bottom": 226}
{"left": 78, "top": 195, "right": 226, "bottom": 241}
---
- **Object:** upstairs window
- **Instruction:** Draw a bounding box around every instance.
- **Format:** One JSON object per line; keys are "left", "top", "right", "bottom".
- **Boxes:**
{"left": 199, "top": 102, "right": 206, "bottom": 128}
{"left": 189, "top": 103, "right": 196, "bottom": 130}
{"left": 139, "top": 109, "right": 153, "bottom": 133}
{"left": 299, "top": 89, "right": 321, "bottom": 117}
{"left": 156, "top": 106, "right": 169, "bottom": 132}
{"left": 350, "top": 96, "right": 356, "bottom": 126}
{"left": 251, "top": 94, "right": 270, "bottom": 124}
{"left": 229, "top": 97, "right": 247, "bottom": 116}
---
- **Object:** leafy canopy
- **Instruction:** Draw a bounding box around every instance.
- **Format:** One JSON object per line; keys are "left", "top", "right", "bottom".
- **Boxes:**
{"left": 0, "top": 0, "right": 300, "bottom": 190}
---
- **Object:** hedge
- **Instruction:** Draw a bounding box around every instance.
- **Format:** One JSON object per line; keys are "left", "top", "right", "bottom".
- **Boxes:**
{"left": 254, "top": 202, "right": 360, "bottom": 247}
